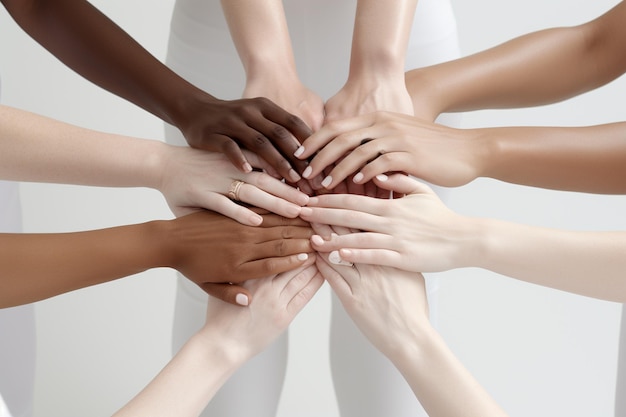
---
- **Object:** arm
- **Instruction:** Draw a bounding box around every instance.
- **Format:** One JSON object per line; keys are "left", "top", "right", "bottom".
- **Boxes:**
{"left": 113, "top": 261, "right": 323, "bottom": 417}
{"left": 0, "top": 210, "right": 314, "bottom": 308}
{"left": 296, "top": 111, "right": 626, "bottom": 194}
{"left": 303, "top": 174, "right": 626, "bottom": 303}
{"left": 0, "top": 105, "right": 310, "bottom": 224}
{"left": 323, "top": 0, "right": 417, "bottom": 122}
{"left": 406, "top": 1, "right": 626, "bottom": 119}
{"left": 220, "top": 0, "right": 325, "bottom": 133}
{"left": 0, "top": 0, "right": 312, "bottom": 181}
{"left": 316, "top": 240, "right": 507, "bottom": 417}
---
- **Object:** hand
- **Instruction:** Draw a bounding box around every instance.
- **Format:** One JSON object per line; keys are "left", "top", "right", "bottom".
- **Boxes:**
{"left": 162, "top": 210, "right": 315, "bottom": 305}
{"left": 200, "top": 258, "right": 323, "bottom": 362}
{"left": 297, "top": 111, "right": 480, "bottom": 190}
{"left": 323, "top": 74, "right": 413, "bottom": 124}
{"left": 175, "top": 94, "right": 313, "bottom": 186}
{"left": 312, "top": 222, "right": 428, "bottom": 358}
{"left": 158, "top": 148, "right": 309, "bottom": 224}
{"left": 300, "top": 174, "right": 472, "bottom": 273}
{"left": 244, "top": 72, "right": 326, "bottom": 193}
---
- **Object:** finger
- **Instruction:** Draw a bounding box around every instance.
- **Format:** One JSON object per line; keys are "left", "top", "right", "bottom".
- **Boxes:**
{"left": 310, "top": 232, "right": 395, "bottom": 253}
{"left": 355, "top": 152, "right": 411, "bottom": 185}
{"left": 246, "top": 171, "right": 310, "bottom": 206}
{"left": 201, "top": 134, "right": 252, "bottom": 173}
{"left": 258, "top": 213, "right": 311, "bottom": 228}
{"left": 346, "top": 173, "right": 366, "bottom": 196}
{"left": 314, "top": 140, "right": 383, "bottom": 189}
{"left": 296, "top": 114, "right": 373, "bottom": 160}
{"left": 252, "top": 238, "right": 314, "bottom": 260}
{"left": 305, "top": 193, "right": 386, "bottom": 215}
{"left": 373, "top": 173, "right": 435, "bottom": 196}
{"left": 316, "top": 256, "right": 353, "bottom": 298}
{"left": 258, "top": 99, "right": 313, "bottom": 146}
{"left": 238, "top": 252, "right": 315, "bottom": 278}
{"left": 198, "top": 193, "right": 264, "bottom": 226}
{"left": 200, "top": 282, "right": 252, "bottom": 307}
{"left": 310, "top": 221, "right": 335, "bottom": 240}
{"left": 235, "top": 182, "right": 303, "bottom": 218}
{"left": 284, "top": 266, "right": 325, "bottom": 315}
{"left": 337, "top": 247, "right": 405, "bottom": 269}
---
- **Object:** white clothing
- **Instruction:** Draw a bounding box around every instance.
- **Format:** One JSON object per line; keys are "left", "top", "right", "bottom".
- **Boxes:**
{"left": 0, "top": 393, "right": 14, "bottom": 417}
{"left": 165, "top": 1, "right": 460, "bottom": 416}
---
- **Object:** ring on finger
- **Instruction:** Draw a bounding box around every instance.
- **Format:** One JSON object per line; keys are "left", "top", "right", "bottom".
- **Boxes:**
{"left": 228, "top": 180, "right": 245, "bottom": 201}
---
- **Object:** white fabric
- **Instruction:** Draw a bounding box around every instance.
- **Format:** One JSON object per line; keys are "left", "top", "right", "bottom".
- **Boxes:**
{"left": 165, "top": 1, "right": 460, "bottom": 416}
{"left": 0, "top": 393, "right": 14, "bottom": 417}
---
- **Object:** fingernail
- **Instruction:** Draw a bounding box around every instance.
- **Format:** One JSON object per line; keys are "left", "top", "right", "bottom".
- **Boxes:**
{"left": 311, "top": 235, "right": 325, "bottom": 245}
{"left": 321, "top": 176, "right": 332, "bottom": 188}
{"left": 376, "top": 174, "right": 388, "bottom": 182}
{"left": 294, "top": 146, "right": 305, "bottom": 158}
{"left": 300, "top": 207, "right": 313, "bottom": 216}
{"left": 289, "top": 169, "right": 301, "bottom": 182}
{"left": 353, "top": 172, "right": 364, "bottom": 183}
{"left": 236, "top": 293, "right": 249, "bottom": 306}
{"left": 243, "top": 162, "right": 253, "bottom": 173}
{"left": 297, "top": 253, "right": 309, "bottom": 261}
{"left": 302, "top": 166, "right": 313, "bottom": 179}
{"left": 285, "top": 204, "right": 301, "bottom": 217}
{"left": 296, "top": 193, "right": 310, "bottom": 206}
{"left": 308, "top": 196, "right": 319, "bottom": 205}
{"left": 329, "top": 250, "right": 353, "bottom": 266}
{"left": 250, "top": 214, "right": 263, "bottom": 225}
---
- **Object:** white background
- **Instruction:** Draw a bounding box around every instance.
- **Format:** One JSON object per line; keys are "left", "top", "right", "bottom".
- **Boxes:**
{"left": 1, "top": 0, "right": 625, "bottom": 415}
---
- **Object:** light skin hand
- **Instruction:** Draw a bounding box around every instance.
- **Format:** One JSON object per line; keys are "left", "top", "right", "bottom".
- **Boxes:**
{"left": 297, "top": 111, "right": 481, "bottom": 189}
{"left": 158, "top": 148, "right": 309, "bottom": 224}
{"left": 301, "top": 174, "right": 472, "bottom": 273}
{"left": 112, "top": 262, "right": 323, "bottom": 417}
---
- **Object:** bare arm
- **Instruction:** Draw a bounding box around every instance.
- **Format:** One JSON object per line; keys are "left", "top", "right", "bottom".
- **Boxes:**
{"left": 113, "top": 261, "right": 323, "bottom": 417}
{"left": 0, "top": 210, "right": 314, "bottom": 308}
{"left": 1, "top": 0, "right": 312, "bottom": 180}
{"left": 407, "top": 1, "right": 626, "bottom": 119}
{"left": 304, "top": 175, "right": 626, "bottom": 303}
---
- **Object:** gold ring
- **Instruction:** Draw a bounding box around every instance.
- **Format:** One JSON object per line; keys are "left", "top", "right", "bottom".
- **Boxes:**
{"left": 228, "top": 180, "right": 245, "bottom": 201}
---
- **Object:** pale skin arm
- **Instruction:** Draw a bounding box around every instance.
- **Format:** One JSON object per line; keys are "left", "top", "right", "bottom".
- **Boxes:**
{"left": 220, "top": 0, "right": 325, "bottom": 133}
{"left": 0, "top": 105, "right": 310, "bottom": 224}
{"left": 322, "top": 0, "right": 416, "bottom": 123}
{"left": 113, "top": 261, "right": 324, "bottom": 417}
{"left": 314, "top": 225, "right": 507, "bottom": 417}
{"left": 0, "top": 210, "right": 315, "bottom": 308}
{"left": 294, "top": 111, "right": 626, "bottom": 194}
{"left": 302, "top": 175, "right": 626, "bottom": 303}
{"left": 406, "top": 1, "right": 626, "bottom": 120}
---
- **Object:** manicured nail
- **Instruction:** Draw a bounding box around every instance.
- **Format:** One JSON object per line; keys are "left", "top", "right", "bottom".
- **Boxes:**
{"left": 321, "top": 176, "right": 332, "bottom": 188}
{"left": 329, "top": 250, "right": 353, "bottom": 266}
{"left": 294, "top": 146, "right": 305, "bottom": 158}
{"left": 353, "top": 172, "right": 364, "bottom": 183}
{"left": 302, "top": 166, "right": 313, "bottom": 179}
{"left": 250, "top": 214, "right": 263, "bottom": 225}
{"left": 297, "top": 253, "right": 309, "bottom": 261}
{"left": 311, "top": 235, "right": 325, "bottom": 245}
{"left": 308, "top": 196, "right": 319, "bottom": 205}
{"left": 285, "top": 204, "right": 301, "bottom": 217}
{"left": 296, "top": 193, "right": 310, "bottom": 206}
{"left": 236, "top": 293, "right": 249, "bottom": 306}
{"left": 376, "top": 174, "right": 388, "bottom": 181}
{"left": 289, "top": 168, "right": 301, "bottom": 182}
{"left": 243, "top": 162, "right": 253, "bottom": 173}
{"left": 300, "top": 207, "right": 313, "bottom": 216}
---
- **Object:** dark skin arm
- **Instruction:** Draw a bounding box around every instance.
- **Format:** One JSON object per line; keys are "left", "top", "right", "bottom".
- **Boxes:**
{"left": 0, "top": 0, "right": 312, "bottom": 188}
{"left": 0, "top": 210, "right": 314, "bottom": 308}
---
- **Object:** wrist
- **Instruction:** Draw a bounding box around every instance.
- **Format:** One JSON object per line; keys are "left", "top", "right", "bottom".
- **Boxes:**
{"left": 405, "top": 68, "right": 446, "bottom": 120}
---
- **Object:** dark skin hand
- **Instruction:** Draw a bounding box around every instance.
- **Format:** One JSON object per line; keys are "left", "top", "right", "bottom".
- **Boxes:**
{"left": 1, "top": 0, "right": 313, "bottom": 190}
{"left": 0, "top": 210, "right": 314, "bottom": 309}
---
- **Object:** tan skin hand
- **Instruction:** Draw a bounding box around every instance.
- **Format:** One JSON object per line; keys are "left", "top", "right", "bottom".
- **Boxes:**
{"left": 163, "top": 210, "right": 315, "bottom": 305}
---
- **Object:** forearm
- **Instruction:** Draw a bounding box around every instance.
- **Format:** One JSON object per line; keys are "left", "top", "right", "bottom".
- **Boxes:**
{"left": 407, "top": 2, "right": 626, "bottom": 115}
{"left": 1, "top": 0, "right": 209, "bottom": 127}
{"left": 349, "top": 0, "right": 417, "bottom": 79}
{"left": 0, "top": 221, "right": 166, "bottom": 307}
{"left": 470, "top": 217, "right": 626, "bottom": 302}
{"left": 220, "top": 0, "right": 297, "bottom": 80}
{"left": 475, "top": 122, "right": 626, "bottom": 194}
{"left": 389, "top": 325, "right": 507, "bottom": 417}
{"left": 113, "top": 331, "right": 243, "bottom": 417}
{"left": 0, "top": 105, "right": 165, "bottom": 189}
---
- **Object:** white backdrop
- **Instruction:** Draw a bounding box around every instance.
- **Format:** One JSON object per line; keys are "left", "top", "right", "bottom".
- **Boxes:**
{"left": 0, "top": 0, "right": 624, "bottom": 416}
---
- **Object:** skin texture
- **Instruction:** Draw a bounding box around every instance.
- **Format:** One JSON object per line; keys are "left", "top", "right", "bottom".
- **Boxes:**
{"left": 0, "top": 210, "right": 314, "bottom": 308}
{"left": 112, "top": 261, "right": 324, "bottom": 417}
{"left": 0, "top": 0, "right": 313, "bottom": 182}
{"left": 313, "top": 222, "right": 507, "bottom": 417}
{"left": 0, "top": 105, "right": 310, "bottom": 225}
{"left": 302, "top": 174, "right": 626, "bottom": 303}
